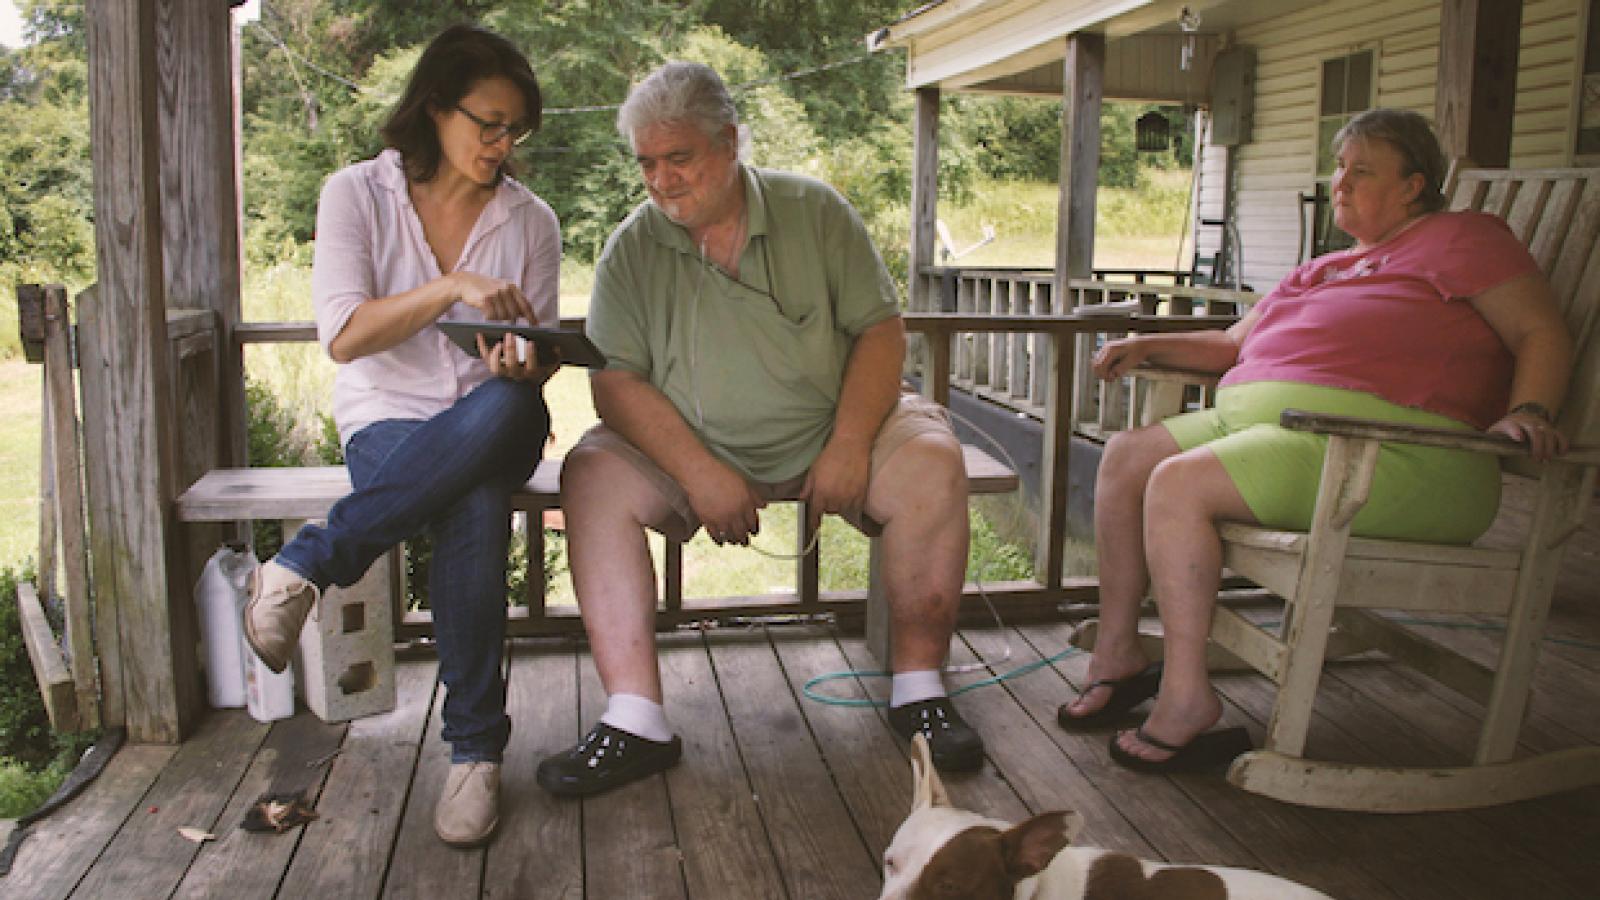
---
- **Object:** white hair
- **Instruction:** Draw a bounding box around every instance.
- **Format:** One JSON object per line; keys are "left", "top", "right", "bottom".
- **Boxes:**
{"left": 616, "top": 61, "right": 740, "bottom": 150}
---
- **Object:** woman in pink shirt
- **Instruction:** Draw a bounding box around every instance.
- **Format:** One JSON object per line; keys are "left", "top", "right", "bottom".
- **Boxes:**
{"left": 1056, "top": 108, "right": 1573, "bottom": 773}
{"left": 241, "top": 25, "right": 561, "bottom": 848}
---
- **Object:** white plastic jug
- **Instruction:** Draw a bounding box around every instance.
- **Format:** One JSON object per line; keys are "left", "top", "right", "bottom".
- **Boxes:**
{"left": 242, "top": 625, "right": 296, "bottom": 723}
{"left": 239, "top": 558, "right": 297, "bottom": 724}
{"left": 195, "top": 544, "right": 254, "bottom": 708}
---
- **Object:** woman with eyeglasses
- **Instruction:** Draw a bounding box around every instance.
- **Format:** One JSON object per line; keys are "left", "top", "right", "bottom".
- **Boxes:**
{"left": 241, "top": 23, "right": 559, "bottom": 850}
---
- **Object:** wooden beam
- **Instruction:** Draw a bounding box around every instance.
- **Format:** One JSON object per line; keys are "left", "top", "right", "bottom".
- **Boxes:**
{"left": 84, "top": 0, "right": 199, "bottom": 741}
{"left": 17, "top": 581, "right": 79, "bottom": 733}
{"left": 1054, "top": 32, "right": 1104, "bottom": 301}
{"left": 1035, "top": 330, "right": 1075, "bottom": 586}
{"left": 909, "top": 87, "right": 941, "bottom": 311}
{"left": 43, "top": 286, "right": 99, "bottom": 729}
{"left": 1435, "top": 0, "right": 1523, "bottom": 168}
{"left": 17, "top": 283, "right": 46, "bottom": 363}
{"left": 159, "top": 0, "right": 246, "bottom": 473}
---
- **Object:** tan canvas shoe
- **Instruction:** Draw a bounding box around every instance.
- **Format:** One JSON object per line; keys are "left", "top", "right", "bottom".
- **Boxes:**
{"left": 434, "top": 761, "right": 501, "bottom": 848}
{"left": 243, "top": 559, "right": 319, "bottom": 674}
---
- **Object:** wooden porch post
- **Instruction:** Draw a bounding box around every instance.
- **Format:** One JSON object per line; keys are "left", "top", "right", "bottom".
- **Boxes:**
{"left": 1436, "top": 0, "right": 1523, "bottom": 167}
{"left": 1055, "top": 33, "right": 1104, "bottom": 293}
{"left": 161, "top": 0, "right": 247, "bottom": 474}
{"left": 83, "top": 0, "right": 202, "bottom": 741}
{"left": 159, "top": 0, "right": 250, "bottom": 685}
{"left": 909, "top": 87, "right": 941, "bottom": 312}
{"left": 1038, "top": 33, "right": 1102, "bottom": 584}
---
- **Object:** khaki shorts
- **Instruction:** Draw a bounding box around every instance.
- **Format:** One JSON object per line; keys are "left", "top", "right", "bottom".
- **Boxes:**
{"left": 571, "top": 393, "right": 957, "bottom": 541}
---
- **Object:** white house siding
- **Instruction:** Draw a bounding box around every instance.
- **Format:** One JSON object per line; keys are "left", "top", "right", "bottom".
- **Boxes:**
{"left": 1192, "top": 0, "right": 1584, "bottom": 292}
{"left": 1191, "top": 111, "right": 1232, "bottom": 282}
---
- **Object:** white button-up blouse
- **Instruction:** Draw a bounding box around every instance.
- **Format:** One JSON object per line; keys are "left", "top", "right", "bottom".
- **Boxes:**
{"left": 310, "top": 148, "right": 561, "bottom": 446}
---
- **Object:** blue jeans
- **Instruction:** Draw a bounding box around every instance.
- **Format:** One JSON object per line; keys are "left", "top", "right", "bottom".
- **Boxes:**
{"left": 276, "top": 378, "right": 549, "bottom": 762}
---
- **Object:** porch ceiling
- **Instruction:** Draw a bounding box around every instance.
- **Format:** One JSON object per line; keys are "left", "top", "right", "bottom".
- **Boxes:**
{"left": 869, "top": 0, "right": 1326, "bottom": 100}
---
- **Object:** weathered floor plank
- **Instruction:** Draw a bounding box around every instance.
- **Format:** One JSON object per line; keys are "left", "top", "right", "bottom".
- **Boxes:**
{"left": 383, "top": 680, "right": 480, "bottom": 900}
{"left": 5, "top": 743, "right": 177, "bottom": 900}
{"left": 708, "top": 630, "right": 881, "bottom": 899}
{"left": 9, "top": 612, "right": 1599, "bottom": 900}
{"left": 482, "top": 642, "right": 583, "bottom": 900}
{"left": 579, "top": 642, "right": 686, "bottom": 900}
{"left": 172, "top": 711, "right": 348, "bottom": 900}
{"left": 659, "top": 634, "right": 789, "bottom": 899}
{"left": 1015, "top": 621, "right": 1405, "bottom": 900}
{"left": 71, "top": 710, "right": 268, "bottom": 898}
{"left": 1217, "top": 662, "right": 1588, "bottom": 900}
{"left": 973, "top": 624, "right": 1268, "bottom": 869}
{"left": 840, "top": 632, "right": 1162, "bottom": 856}
{"left": 770, "top": 627, "right": 948, "bottom": 855}
{"left": 1316, "top": 623, "right": 1600, "bottom": 895}
{"left": 832, "top": 635, "right": 1038, "bottom": 827}
{"left": 277, "top": 658, "right": 436, "bottom": 899}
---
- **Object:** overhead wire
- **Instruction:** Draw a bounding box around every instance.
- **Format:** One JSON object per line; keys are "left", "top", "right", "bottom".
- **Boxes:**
{"left": 245, "top": 20, "right": 878, "bottom": 116}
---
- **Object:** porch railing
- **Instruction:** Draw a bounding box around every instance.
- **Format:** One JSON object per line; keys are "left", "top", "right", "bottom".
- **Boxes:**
{"left": 18, "top": 282, "right": 1246, "bottom": 734}
{"left": 911, "top": 265, "right": 1257, "bottom": 441}
{"left": 228, "top": 309, "right": 1239, "bottom": 636}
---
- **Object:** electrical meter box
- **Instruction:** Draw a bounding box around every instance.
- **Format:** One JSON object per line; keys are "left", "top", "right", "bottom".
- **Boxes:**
{"left": 1210, "top": 48, "right": 1256, "bottom": 146}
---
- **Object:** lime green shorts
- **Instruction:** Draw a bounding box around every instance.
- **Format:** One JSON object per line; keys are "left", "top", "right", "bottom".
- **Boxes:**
{"left": 1162, "top": 381, "right": 1501, "bottom": 543}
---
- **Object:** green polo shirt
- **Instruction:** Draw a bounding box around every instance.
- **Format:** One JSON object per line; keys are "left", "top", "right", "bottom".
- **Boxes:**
{"left": 588, "top": 166, "right": 900, "bottom": 482}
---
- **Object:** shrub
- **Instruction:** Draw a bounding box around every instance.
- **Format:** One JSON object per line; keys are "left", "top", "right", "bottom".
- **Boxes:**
{"left": 0, "top": 566, "right": 51, "bottom": 768}
{"left": 0, "top": 755, "right": 69, "bottom": 818}
{"left": 0, "top": 565, "right": 96, "bottom": 818}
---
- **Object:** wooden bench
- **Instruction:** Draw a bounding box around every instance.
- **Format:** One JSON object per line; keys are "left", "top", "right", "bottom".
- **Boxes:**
{"left": 176, "top": 444, "right": 1019, "bottom": 664}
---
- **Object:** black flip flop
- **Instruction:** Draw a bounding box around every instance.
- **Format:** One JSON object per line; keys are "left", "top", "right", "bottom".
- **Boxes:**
{"left": 1056, "top": 662, "right": 1163, "bottom": 732}
{"left": 1108, "top": 725, "right": 1253, "bottom": 774}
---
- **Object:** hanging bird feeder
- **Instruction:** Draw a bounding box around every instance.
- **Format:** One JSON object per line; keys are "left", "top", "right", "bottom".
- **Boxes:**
{"left": 1136, "top": 111, "right": 1171, "bottom": 153}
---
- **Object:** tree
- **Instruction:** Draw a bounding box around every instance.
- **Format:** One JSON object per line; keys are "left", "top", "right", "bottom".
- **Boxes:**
{"left": 0, "top": 2, "right": 92, "bottom": 312}
{"left": 944, "top": 97, "right": 1194, "bottom": 190}
{"left": 488, "top": 0, "right": 700, "bottom": 260}
{"left": 699, "top": 0, "right": 909, "bottom": 137}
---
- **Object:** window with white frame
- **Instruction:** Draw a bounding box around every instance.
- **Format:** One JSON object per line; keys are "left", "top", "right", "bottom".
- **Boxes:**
{"left": 1316, "top": 49, "right": 1375, "bottom": 178}
{"left": 1578, "top": 0, "right": 1600, "bottom": 162}
{"left": 1308, "top": 49, "right": 1374, "bottom": 254}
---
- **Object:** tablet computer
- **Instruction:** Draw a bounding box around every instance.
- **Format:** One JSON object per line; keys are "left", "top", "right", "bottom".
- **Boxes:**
{"left": 437, "top": 322, "right": 607, "bottom": 369}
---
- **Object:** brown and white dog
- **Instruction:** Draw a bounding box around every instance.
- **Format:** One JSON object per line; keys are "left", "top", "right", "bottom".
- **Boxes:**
{"left": 878, "top": 735, "right": 1337, "bottom": 900}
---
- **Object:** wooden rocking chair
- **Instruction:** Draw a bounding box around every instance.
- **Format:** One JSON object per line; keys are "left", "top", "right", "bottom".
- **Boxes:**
{"left": 1128, "top": 164, "right": 1600, "bottom": 812}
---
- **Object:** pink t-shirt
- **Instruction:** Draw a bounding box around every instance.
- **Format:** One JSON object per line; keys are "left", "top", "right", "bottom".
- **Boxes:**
{"left": 1220, "top": 211, "right": 1538, "bottom": 429}
{"left": 311, "top": 149, "right": 561, "bottom": 445}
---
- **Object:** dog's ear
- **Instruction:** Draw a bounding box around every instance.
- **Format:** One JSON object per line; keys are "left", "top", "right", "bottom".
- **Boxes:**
{"left": 910, "top": 734, "right": 951, "bottom": 811}
{"left": 1060, "top": 810, "right": 1085, "bottom": 844}
{"left": 999, "top": 812, "right": 1074, "bottom": 880}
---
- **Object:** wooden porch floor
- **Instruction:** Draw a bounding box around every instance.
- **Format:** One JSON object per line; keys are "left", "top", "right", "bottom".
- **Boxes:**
{"left": 8, "top": 584, "right": 1600, "bottom": 900}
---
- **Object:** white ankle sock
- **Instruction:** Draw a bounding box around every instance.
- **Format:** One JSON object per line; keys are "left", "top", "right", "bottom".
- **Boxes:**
{"left": 600, "top": 693, "right": 673, "bottom": 742}
{"left": 890, "top": 670, "right": 946, "bottom": 708}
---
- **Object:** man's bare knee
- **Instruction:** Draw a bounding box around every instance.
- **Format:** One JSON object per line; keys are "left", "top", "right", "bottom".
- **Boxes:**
{"left": 871, "top": 433, "right": 967, "bottom": 523}
{"left": 560, "top": 442, "right": 668, "bottom": 526}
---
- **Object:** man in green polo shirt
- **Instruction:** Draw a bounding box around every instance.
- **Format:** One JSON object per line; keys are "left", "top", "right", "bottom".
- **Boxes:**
{"left": 536, "top": 61, "right": 986, "bottom": 797}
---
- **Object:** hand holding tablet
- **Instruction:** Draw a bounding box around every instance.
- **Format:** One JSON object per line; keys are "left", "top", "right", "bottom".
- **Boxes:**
{"left": 437, "top": 321, "right": 607, "bottom": 369}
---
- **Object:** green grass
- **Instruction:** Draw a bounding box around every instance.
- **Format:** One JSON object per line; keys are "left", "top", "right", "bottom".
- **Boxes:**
{"left": 0, "top": 361, "right": 43, "bottom": 570}
{"left": 936, "top": 170, "right": 1196, "bottom": 271}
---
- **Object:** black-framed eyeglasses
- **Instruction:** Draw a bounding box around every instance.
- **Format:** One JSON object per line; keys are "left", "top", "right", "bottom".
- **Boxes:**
{"left": 455, "top": 105, "right": 533, "bottom": 146}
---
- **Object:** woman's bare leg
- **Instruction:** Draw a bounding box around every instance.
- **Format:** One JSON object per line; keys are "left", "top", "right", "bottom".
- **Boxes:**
{"left": 1113, "top": 447, "right": 1257, "bottom": 760}
{"left": 1063, "top": 425, "right": 1184, "bottom": 719}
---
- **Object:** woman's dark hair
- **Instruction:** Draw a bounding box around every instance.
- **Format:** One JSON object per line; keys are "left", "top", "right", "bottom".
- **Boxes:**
{"left": 1333, "top": 108, "right": 1448, "bottom": 213}
{"left": 380, "top": 24, "right": 542, "bottom": 183}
